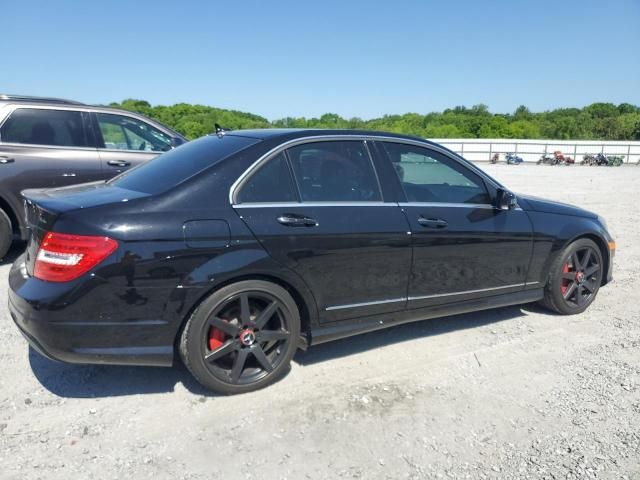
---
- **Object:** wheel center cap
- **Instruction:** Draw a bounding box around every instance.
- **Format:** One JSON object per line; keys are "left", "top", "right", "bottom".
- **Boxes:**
{"left": 575, "top": 271, "right": 585, "bottom": 284}
{"left": 239, "top": 329, "right": 256, "bottom": 346}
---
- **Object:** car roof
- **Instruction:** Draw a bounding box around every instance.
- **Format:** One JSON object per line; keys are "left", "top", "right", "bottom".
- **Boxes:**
{"left": 226, "top": 128, "right": 436, "bottom": 145}
{"left": 0, "top": 94, "right": 85, "bottom": 106}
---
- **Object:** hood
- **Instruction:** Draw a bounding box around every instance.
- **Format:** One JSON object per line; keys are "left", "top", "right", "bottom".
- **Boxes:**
{"left": 516, "top": 193, "right": 597, "bottom": 219}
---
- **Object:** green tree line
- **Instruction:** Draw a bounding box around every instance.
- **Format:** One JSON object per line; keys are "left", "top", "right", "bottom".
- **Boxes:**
{"left": 110, "top": 100, "right": 640, "bottom": 141}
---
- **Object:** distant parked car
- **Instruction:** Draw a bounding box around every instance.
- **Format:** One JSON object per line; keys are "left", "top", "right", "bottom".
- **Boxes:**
{"left": 0, "top": 94, "right": 187, "bottom": 258}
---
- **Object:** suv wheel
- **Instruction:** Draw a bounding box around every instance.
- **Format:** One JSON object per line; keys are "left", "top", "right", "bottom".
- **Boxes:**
{"left": 0, "top": 209, "right": 12, "bottom": 260}
{"left": 179, "top": 280, "right": 301, "bottom": 394}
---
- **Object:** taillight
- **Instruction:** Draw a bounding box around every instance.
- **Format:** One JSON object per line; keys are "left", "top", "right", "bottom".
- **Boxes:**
{"left": 34, "top": 232, "right": 118, "bottom": 282}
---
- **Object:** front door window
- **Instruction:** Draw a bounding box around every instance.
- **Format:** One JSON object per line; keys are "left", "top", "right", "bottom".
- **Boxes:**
{"left": 96, "top": 113, "right": 172, "bottom": 152}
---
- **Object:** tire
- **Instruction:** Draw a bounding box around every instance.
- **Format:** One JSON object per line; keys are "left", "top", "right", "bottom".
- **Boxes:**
{"left": 179, "top": 280, "right": 301, "bottom": 394}
{"left": 0, "top": 208, "right": 12, "bottom": 260}
{"left": 540, "top": 238, "right": 603, "bottom": 315}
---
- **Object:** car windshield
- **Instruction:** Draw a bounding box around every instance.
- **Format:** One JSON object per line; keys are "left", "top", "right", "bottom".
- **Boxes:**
{"left": 109, "top": 134, "right": 260, "bottom": 194}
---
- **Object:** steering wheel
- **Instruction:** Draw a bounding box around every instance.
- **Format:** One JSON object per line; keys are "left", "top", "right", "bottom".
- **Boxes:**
{"left": 138, "top": 141, "right": 147, "bottom": 151}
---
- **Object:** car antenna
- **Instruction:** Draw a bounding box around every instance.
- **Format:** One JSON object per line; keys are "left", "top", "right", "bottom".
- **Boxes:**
{"left": 214, "top": 123, "right": 229, "bottom": 137}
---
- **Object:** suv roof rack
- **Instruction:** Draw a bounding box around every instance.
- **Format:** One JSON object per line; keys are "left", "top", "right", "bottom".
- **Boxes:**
{"left": 0, "top": 94, "right": 85, "bottom": 106}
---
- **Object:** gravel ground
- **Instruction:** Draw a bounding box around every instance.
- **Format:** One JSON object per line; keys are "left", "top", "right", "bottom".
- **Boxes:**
{"left": 1, "top": 164, "right": 639, "bottom": 480}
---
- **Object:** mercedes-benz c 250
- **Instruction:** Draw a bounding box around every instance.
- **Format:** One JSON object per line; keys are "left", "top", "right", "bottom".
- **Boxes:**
{"left": 8, "top": 129, "right": 614, "bottom": 394}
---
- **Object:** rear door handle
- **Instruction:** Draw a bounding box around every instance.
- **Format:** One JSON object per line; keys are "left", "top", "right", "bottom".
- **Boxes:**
{"left": 277, "top": 215, "right": 318, "bottom": 227}
{"left": 418, "top": 217, "right": 448, "bottom": 228}
{"left": 107, "top": 160, "right": 131, "bottom": 167}
{"left": 0, "top": 156, "right": 15, "bottom": 164}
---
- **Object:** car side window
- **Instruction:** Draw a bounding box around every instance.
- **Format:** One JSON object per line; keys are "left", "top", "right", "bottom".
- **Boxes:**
{"left": 381, "top": 142, "right": 491, "bottom": 204}
{"left": 96, "top": 113, "right": 172, "bottom": 152}
{"left": 236, "top": 153, "right": 298, "bottom": 203}
{"left": 0, "top": 108, "right": 89, "bottom": 147}
{"left": 286, "top": 141, "right": 381, "bottom": 202}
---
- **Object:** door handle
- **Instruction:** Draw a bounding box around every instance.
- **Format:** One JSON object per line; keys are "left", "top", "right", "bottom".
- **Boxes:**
{"left": 108, "top": 160, "right": 131, "bottom": 167}
{"left": 277, "top": 215, "right": 318, "bottom": 227}
{"left": 418, "top": 217, "right": 448, "bottom": 228}
{"left": 0, "top": 156, "right": 15, "bottom": 164}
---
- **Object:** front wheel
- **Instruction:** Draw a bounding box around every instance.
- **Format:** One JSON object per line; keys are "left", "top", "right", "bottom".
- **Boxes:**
{"left": 179, "top": 280, "right": 301, "bottom": 394}
{"left": 540, "top": 238, "right": 603, "bottom": 315}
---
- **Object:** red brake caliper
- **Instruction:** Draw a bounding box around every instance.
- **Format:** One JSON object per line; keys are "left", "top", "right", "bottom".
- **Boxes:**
{"left": 208, "top": 325, "right": 226, "bottom": 350}
{"left": 561, "top": 261, "right": 570, "bottom": 294}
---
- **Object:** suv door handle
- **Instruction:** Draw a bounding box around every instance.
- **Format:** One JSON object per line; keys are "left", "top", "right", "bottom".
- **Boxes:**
{"left": 277, "top": 214, "right": 318, "bottom": 227}
{"left": 0, "top": 156, "right": 15, "bottom": 164}
{"left": 418, "top": 217, "right": 448, "bottom": 228}
{"left": 108, "top": 160, "right": 131, "bottom": 167}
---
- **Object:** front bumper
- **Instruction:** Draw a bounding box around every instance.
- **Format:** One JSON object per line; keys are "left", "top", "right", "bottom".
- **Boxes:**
{"left": 8, "top": 255, "right": 174, "bottom": 367}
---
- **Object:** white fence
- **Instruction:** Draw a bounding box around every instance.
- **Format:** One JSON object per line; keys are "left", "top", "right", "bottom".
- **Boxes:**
{"left": 430, "top": 138, "right": 640, "bottom": 164}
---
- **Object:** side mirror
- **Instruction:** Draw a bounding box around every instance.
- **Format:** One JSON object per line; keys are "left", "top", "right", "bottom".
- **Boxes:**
{"left": 497, "top": 189, "right": 517, "bottom": 210}
{"left": 170, "top": 137, "right": 186, "bottom": 149}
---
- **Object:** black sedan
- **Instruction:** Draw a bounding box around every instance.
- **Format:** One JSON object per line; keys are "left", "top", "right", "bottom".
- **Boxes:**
{"left": 8, "top": 129, "right": 615, "bottom": 394}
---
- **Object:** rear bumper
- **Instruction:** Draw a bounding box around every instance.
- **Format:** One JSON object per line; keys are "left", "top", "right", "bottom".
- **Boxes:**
{"left": 8, "top": 255, "right": 174, "bottom": 367}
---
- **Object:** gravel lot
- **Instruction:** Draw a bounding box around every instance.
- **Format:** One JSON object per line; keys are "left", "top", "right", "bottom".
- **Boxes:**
{"left": 1, "top": 164, "right": 639, "bottom": 479}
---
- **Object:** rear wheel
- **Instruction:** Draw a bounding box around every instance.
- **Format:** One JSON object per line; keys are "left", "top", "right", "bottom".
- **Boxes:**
{"left": 179, "top": 280, "right": 301, "bottom": 394}
{"left": 540, "top": 238, "right": 603, "bottom": 315}
{"left": 0, "top": 209, "right": 12, "bottom": 260}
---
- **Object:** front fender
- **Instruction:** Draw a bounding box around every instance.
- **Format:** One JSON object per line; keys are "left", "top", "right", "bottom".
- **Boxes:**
{"left": 525, "top": 211, "right": 613, "bottom": 286}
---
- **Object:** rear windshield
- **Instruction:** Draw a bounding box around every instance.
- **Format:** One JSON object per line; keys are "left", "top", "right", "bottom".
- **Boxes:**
{"left": 109, "top": 134, "right": 260, "bottom": 194}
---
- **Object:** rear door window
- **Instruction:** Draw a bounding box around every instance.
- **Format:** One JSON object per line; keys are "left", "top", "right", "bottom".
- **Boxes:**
{"left": 286, "top": 141, "right": 381, "bottom": 202}
{"left": 236, "top": 153, "right": 298, "bottom": 203}
{"left": 0, "top": 108, "right": 89, "bottom": 147}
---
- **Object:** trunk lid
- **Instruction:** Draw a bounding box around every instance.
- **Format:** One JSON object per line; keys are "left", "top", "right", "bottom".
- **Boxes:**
{"left": 21, "top": 182, "right": 148, "bottom": 275}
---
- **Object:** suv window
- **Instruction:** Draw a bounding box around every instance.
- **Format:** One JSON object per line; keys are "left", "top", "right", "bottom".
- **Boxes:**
{"left": 0, "top": 108, "right": 89, "bottom": 147}
{"left": 286, "top": 141, "right": 381, "bottom": 202}
{"left": 96, "top": 113, "right": 172, "bottom": 152}
{"left": 382, "top": 142, "right": 491, "bottom": 204}
{"left": 237, "top": 153, "right": 297, "bottom": 203}
{"left": 110, "top": 134, "right": 259, "bottom": 195}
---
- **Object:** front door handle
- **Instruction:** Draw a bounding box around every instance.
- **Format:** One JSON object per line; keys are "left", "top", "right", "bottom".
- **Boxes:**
{"left": 107, "top": 160, "right": 131, "bottom": 167}
{"left": 0, "top": 156, "right": 15, "bottom": 164}
{"left": 418, "top": 217, "right": 448, "bottom": 228}
{"left": 277, "top": 214, "right": 318, "bottom": 227}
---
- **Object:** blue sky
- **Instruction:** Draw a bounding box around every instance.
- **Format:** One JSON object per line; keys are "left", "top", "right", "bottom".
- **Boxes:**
{"left": 3, "top": 0, "right": 639, "bottom": 120}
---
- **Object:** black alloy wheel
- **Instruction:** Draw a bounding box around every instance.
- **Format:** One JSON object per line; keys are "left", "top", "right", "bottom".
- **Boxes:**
{"left": 541, "top": 238, "right": 603, "bottom": 315}
{"left": 180, "top": 280, "right": 300, "bottom": 394}
{"left": 559, "top": 247, "right": 601, "bottom": 308}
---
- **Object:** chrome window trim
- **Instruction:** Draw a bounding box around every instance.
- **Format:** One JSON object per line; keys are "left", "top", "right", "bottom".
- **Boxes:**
{"left": 234, "top": 201, "right": 398, "bottom": 209}
{"left": 399, "top": 201, "right": 523, "bottom": 211}
{"left": 407, "top": 283, "right": 526, "bottom": 301}
{"left": 399, "top": 202, "right": 495, "bottom": 209}
{"left": 97, "top": 147, "right": 165, "bottom": 154}
{"left": 0, "top": 141, "right": 98, "bottom": 152}
{"left": 325, "top": 297, "right": 406, "bottom": 311}
{"left": 229, "top": 134, "right": 505, "bottom": 205}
